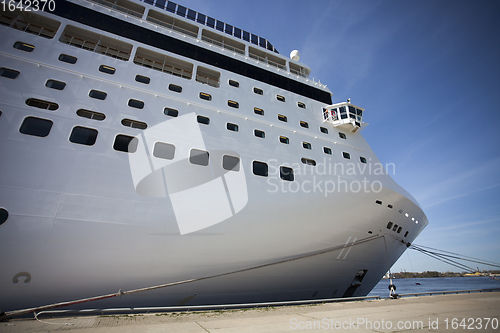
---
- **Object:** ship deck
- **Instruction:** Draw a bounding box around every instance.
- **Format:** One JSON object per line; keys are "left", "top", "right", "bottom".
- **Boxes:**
{"left": 2, "top": 291, "right": 499, "bottom": 332}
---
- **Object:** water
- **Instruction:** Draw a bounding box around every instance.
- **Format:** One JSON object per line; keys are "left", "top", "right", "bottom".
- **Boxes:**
{"left": 368, "top": 276, "right": 500, "bottom": 297}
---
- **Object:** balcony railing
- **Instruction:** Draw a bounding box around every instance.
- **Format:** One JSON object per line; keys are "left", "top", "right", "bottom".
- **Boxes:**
{"left": 86, "top": 0, "right": 143, "bottom": 18}
{"left": 59, "top": 34, "right": 130, "bottom": 61}
{"left": 195, "top": 74, "right": 220, "bottom": 88}
{"left": 133, "top": 55, "right": 192, "bottom": 79}
{"left": 248, "top": 53, "right": 287, "bottom": 71}
{"left": 200, "top": 36, "right": 245, "bottom": 56}
{"left": 0, "top": 15, "right": 57, "bottom": 39}
{"left": 146, "top": 16, "right": 198, "bottom": 39}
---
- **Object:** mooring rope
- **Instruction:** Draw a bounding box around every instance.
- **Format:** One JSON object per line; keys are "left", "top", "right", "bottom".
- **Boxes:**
{"left": 2, "top": 233, "right": 385, "bottom": 320}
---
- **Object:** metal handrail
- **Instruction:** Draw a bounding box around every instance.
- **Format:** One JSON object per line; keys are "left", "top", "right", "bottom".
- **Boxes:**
{"left": 59, "top": 34, "right": 130, "bottom": 61}
{"left": 86, "top": 0, "right": 143, "bottom": 18}
{"left": 133, "top": 55, "right": 192, "bottom": 79}
{"left": 146, "top": 16, "right": 198, "bottom": 39}
{"left": 396, "top": 288, "right": 500, "bottom": 298}
{"left": 1, "top": 15, "right": 57, "bottom": 38}
{"left": 248, "top": 52, "right": 287, "bottom": 71}
{"left": 195, "top": 74, "right": 220, "bottom": 88}
{"left": 200, "top": 35, "right": 245, "bottom": 55}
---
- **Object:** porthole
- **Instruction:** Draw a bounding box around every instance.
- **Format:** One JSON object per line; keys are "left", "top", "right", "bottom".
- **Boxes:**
{"left": 323, "top": 147, "right": 332, "bottom": 155}
{"left": 197, "top": 115, "right": 210, "bottom": 125}
{"left": 376, "top": 200, "right": 382, "bottom": 205}
{"left": 386, "top": 222, "right": 393, "bottom": 229}
{"left": 58, "top": 54, "right": 77, "bottom": 64}
{"left": 320, "top": 127, "right": 328, "bottom": 134}
{"left": 393, "top": 224, "right": 398, "bottom": 232}
{"left": 254, "top": 129, "right": 265, "bottom": 138}
{"left": 300, "top": 121, "right": 309, "bottom": 128}
{"left": 169, "top": 84, "right": 182, "bottom": 93}
{"left": 229, "top": 79, "right": 239, "bottom": 87}
{"left": 69, "top": 126, "right": 98, "bottom": 146}
{"left": 99, "top": 65, "right": 115, "bottom": 75}
{"left": 253, "top": 87, "right": 263, "bottom": 95}
{"left": 254, "top": 107, "right": 264, "bottom": 116}
{"left": 0, "top": 67, "right": 20, "bottom": 79}
{"left": 227, "top": 122, "right": 239, "bottom": 132}
{"left": 199, "top": 92, "right": 212, "bottom": 101}
{"left": 360, "top": 156, "right": 367, "bottom": 164}
{"left": 228, "top": 100, "right": 239, "bottom": 108}
{"left": 278, "top": 114, "right": 287, "bottom": 122}
{"left": 13, "top": 41, "right": 34, "bottom": 52}
{"left": 342, "top": 152, "right": 351, "bottom": 159}
{"left": 45, "top": 79, "right": 66, "bottom": 91}
{"left": 279, "top": 136, "right": 289, "bottom": 144}
{"left": 164, "top": 107, "right": 179, "bottom": 117}
{"left": 301, "top": 158, "right": 316, "bottom": 166}
{"left": 113, "top": 134, "right": 138, "bottom": 153}
{"left": 89, "top": 90, "right": 107, "bottom": 100}
{"left": 19, "top": 116, "right": 53, "bottom": 137}
{"left": 298, "top": 102, "right": 306, "bottom": 109}
{"left": 0, "top": 208, "right": 8, "bottom": 226}
{"left": 280, "top": 166, "right": 294, "bottom": 181}
{"left": 135, "top": 75, "right": 150, "bottom": 84}
{"left": 339, "top": 132, "right": 347, "bottom": 139}
{"left": 128, "top": 99, "right": 144, "bottom": 109}
{"left": 276, "top": 95, "right": 285, "bottom": 102}
{"left": 397, "top": 226, "right": 402, "bottom": 233}
{"left": 302, "top": 141, "right": 311, "bottom": 150}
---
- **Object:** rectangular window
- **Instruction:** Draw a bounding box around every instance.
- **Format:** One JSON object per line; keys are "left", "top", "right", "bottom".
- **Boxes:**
{"left": 135, "top": 75, "right": 150, "bottom": 84}
{"left": 278, "top": 114, "right": 287, "bottom": 122}
{"left": 360, "top": 156, "right": 367, "bottom": 164}
{"left": 301, "top": 158, "right": 316, "bottom": 166}
{"left": 113, "top": 134, "right": 138, "bottom": 153}
{"left": 26, "top": 98, "right": 58, "bottom": 110}
{"left": 227, "top": 123, "right": 239, "bottom": 132}
{"left": 199, "top": 92, "right": 212, "bottom": 101}
{"left": 343, "top": 152, "right": 351, "bottom": 159}
{"left": 153, "top": 142, "right": 175, "bottom": 160}
{"left": 76, "top": 109, "right": 105, "bottom": 121}
{"left": 253, "top": 87, "right": 263, "bottom": 95}
{"left": 279, "top": 136, "right": 289, "bottom": 144}
{"left": 302, "top": 141, "right": 312, "bottom": 149}
{"left": 164, "top": 107, "right": 179, "bottom": 117}
{"left": 320, "top": 127, "right": 328, "bottom": 134}
{"left": 45, "top": 79, "right": 66, "bottom": 91}
{"left": 276, "top": 95, "right": 285, "bottom": 102}
{"left": 254, "top": 129, "right": 265, "bottom": 138}
{"left": 19, "top": 116, "right": 52, "bottom": 137}
{"left": 252, "top": 161, "right": 268, "bottom": 177}
{"left": 169, "top": 84, "right": 182, "bottom": 93}
{"left": 58, "top": 54, "right": 77, "bottom": 64}
{"left": 99, "top": 65, "right": 116, "bottom": 75}
{"left": 339, "top": 132, "right": 347, "bottom": 139}
{"left": 190, "top": 149, "right": 209, "bottom": 166}
{"left": 223, "top": 155, "right": 240, "bottom": 171}
{"left": 229, "top": 79, "right": 239, "bottom": 87}
{"left": 298, "top": 102, "right": 306, "bottom": 109}
{"left": 13, "top": 41, "right": 34, "bottom": 52}
{"left": 323, "top": 147, "right": 332, "bottom": 155}
{"left": 0, "top": 67, "right": 20, "bottom": 79}
{"left": 196, "top": 66, "right": 220, "bottom": 88}
{"left": 300, "top": 121, "right": 309, "bottom": 128}
{"left": 69, "top": 126, "right": 98, "bottom": 146}
{"left": 89, "top": 90, "right": 107, "bottom": 100}
{"left": 280, "top": 166, "right": 294, "bottom": 181}
{"left": 228, "top": 100, "right": 239, "bottom": 108}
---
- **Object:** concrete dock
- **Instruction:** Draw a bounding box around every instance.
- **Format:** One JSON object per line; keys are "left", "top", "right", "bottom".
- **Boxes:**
{"left": 1, "top": 292, "right": 499, "bottom": 332}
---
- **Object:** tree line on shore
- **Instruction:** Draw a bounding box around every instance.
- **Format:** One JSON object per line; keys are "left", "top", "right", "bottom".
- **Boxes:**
{"left": 387, "top": 270, "right": 500, "bottom": 279}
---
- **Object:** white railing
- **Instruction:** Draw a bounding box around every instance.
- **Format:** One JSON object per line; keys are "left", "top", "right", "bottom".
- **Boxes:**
{"left": 195, "top": 74, "right": 220, "bottom": 88}
{"left": 200, "top": 35, "right": 245, "bottom": 56}
{"left": 86, "top": 0, "right": 143, "bottom": 18}
{"left": 248, "top": 53, "right": 287, "bottom": 71}
{"left": 133, "top": 56, "right": 192, "bottom": 79}
{"left": 59, "top": 34, "right": 130, "bottom": 61}
{"left": 0, "top": 15, "right": 57, "bottom": 39}
{"left": 146, "top": 16, "right": 198, "bottom": 39}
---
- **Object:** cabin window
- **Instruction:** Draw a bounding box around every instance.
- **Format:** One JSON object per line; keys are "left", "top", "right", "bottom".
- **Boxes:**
{"left": 135, "top": 75, "right": 150, "bottom": 84}
{"left": 222, "top": 155, "right": 240, "bottom": 171}
{"left": 197, "top": 115, "right": 210, "bottom": 125}
{"left": 276, "top": 95, "right": 285, "bottom": 102}
{"left": 252, "top": 161, "right": 268, "bottom": 177}
{"left": 228, "top": 100, "right": 239, "bottom": 108}
{"left": 190, "top": 149, "right": 209, "bottom": 166}
{"left": 13, "top": 41, "right": 34, "bottom": 52}
{"left": 320, "top": 127, "right": 328, "bottom": 134}
{"left": 323, "top": 147, "right": 332, "bottom": 155}
{"left": 360, "top": 156, "right": 367, "bottom": 164}
{"left": 253, "top": 87, "right": 263, "bottom": 95}
{"left": 393, "top": 224, "right": 398, "bottom": 232}
{"left": 25, "top": 98, "right": 59, "bottom": 110}
{"left": 254, "top": 129, "right": 265, "bottom": 138}
{"left": 69, "top": 126, "right": 98, "bottom": 146}
{"left": 229, "top": 79, "right": 239, "bottom": 87}
{"left": 388, "top": 204, "right": 393, "bottom": 209}
{"left": 153, "top": 142, "right": 175, "bottom": 160}
{"left": 58, "top": 54, "right": 77, "bottom": 64}
{"left": 300, "top": 121, "right": 309, "bottom": 128}
{"left": 404, "top": 231, "right": 409, "bottom": 237}
{"left": 0, "top": 67, "right": 20, "bottom": 79}
{"left": 121, "top": 119, "right": 147, "bottom": 130}
{"left": 99, "top": 65, "right": 115, "bottom": 75}
{"left": 298, "top": 102, "right": 306, "bottom": 109}
{"left": 199, "top": 92, "right": 212, "bottom": 101}
{"left": 279, "top": 136, "right": 289, "bottom": 144}
{"left": 76, "top": 109, "right": 105, "bottom": 121}
{"left": 280, "top": 166, "right": 294, "bottom": 181}
{"left": 113, "top": 134, "right": 138, "bottom": 153}
{"left": 397, "top": 226, "right": 402, "bottom": 233}
{"left": 196, "top": 66, "right": 220, "bottom": 87}
{"left": 0, "top": 208, "right": 8, "bottom": 226}
{"left": 301, "top": 158, "right": 316, "bottom": 166}
{"left": 278, "top": 114, "right": 287, "bottom": 122}
{"left": 19, "top": 116, "right": 52, "bottom": 137}
{"left": 386, "top": 222, "right": 393, "bottom": 229}
{"left": 302, "top": 142, "right": 312, "bottom": 150}
{"left": 376, "top": 200, "right": 383, "bottom": 205}
{"left": 164, "top": 107, "right": 179, "bottom": 117}
{"left": 45, "top": 79, "right": 66, "bottom": 91}
{"left": 89, "top": 90, "right": 107, "bottom": 100}
{"left": 169, "top": 84, "right": 182, "bottom": 93}
{"left": 343, "top": 152, "right": 351, "bottom": 159}
{"left": 227, "top": 122, "right": 239, "bottom": 132}
{"left": 128, "top": 99, "right": 145, "bottom": 109}
{"left": 254, "top": 107, "right": 264, "bottom": 116}
{"left": 339, "top": 132, "right": 347, "bottom": 139}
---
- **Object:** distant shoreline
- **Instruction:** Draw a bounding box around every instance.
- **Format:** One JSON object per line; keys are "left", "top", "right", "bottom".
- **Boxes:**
{"left": 383, "top": 271, "right": 500, "bottom": 279}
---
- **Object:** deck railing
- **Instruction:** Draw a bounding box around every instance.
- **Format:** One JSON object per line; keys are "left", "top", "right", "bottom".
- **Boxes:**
{"left": 200, "top": 35, "right": 245, "bottom": 56}
{"left": 195, "top": 74, "right": 220, "bottom": 88}
{"left": 59, "top": 34, "right": 130, "bottom": 61}
{"left": 133, "top": 55, "right": 192, "bottom": 79}
{"left": 146, "top": 16, "right": 198, "bottom": 39}
{"left": 248, "top": 53, "right": 287, "bottom": 71}
{"left": 86, "top": 0, "right": 143, "bottom": 18}
{"left": 0, "top": 15, "right": 57, "bottom": 39}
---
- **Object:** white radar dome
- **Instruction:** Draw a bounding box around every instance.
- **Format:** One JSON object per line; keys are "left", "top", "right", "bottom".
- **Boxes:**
{"left": 290, "top": 50, "right": 300, "bottom": 61}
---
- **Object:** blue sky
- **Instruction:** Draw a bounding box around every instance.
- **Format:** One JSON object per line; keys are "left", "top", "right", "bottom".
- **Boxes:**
{"left": 177, "top": 0, "right": 500, "bottom": 272}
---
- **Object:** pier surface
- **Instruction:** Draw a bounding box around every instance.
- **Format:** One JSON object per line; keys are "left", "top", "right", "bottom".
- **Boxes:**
{"left": 1, "top": 292, "right": 499, "bottom": 332}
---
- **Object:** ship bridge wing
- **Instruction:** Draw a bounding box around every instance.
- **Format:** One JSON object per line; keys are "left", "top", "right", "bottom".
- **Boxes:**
{"left": 322, "top": 102, "right": 366, "bottom": 133}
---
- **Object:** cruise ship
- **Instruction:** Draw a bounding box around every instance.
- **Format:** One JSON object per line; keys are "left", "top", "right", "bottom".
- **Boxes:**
{"left": 0, "top": 0, "right": 427, "bottom": 314}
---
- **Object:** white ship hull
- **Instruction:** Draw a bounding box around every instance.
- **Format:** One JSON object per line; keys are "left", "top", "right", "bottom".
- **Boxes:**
{"left": 0, "top": 0, "right": 427, "bottom": 313}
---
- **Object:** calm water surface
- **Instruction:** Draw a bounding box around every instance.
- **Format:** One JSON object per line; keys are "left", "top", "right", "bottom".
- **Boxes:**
{"left": 368, "top": 276, "right": 500, "bottom": 297}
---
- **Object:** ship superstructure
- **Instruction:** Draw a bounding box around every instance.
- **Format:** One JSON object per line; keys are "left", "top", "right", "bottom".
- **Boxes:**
{"left": 0, "top": 0, "right": 427, "bottom": 312}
